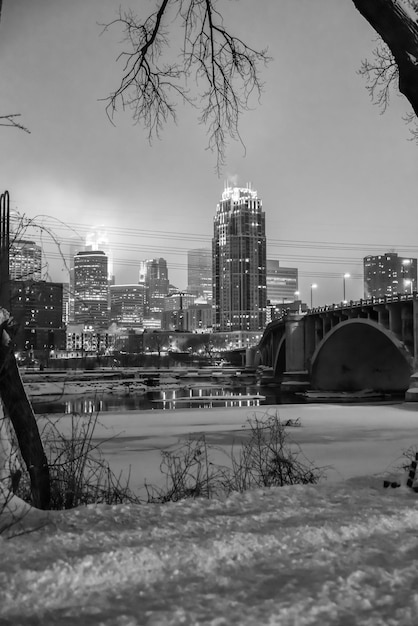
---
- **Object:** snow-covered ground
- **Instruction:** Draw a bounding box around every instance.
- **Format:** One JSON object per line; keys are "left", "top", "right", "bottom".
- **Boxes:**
{"left": 2, "top": 402, "right": 418, "bottom": 625}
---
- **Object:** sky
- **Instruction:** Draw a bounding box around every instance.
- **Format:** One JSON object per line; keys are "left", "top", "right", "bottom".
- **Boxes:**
{"left": 1, "top": 0, "right": 418, "bottom": 305}
{"left": 3, "top": 402, "right": 418, "bottom": 624}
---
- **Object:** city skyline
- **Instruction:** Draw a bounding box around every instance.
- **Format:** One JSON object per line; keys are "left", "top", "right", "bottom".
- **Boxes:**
{"left": 9, "top": 225, "right": 418, "bottom": 311}
{"left": 2, "top": 1, "right": 418, "bottom": 306}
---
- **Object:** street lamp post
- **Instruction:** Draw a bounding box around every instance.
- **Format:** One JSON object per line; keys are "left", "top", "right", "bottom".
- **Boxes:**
{"left": 310, "top": 284, "right": 317, "bottom": 308}
{"left": 402, "top": 259, "right": 412, "bottom": 294}
{"left": 343, "top": 273, "right": 350, "bottom": 303}
{"left": 294, "top": 290, "right": 300, "bottom": 301}
{"left": 404, "top": 279, "right": 413, "bottom": 294}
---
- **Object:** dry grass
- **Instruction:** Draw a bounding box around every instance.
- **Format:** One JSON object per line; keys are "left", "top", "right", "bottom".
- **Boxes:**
{"left": 16, "top": 413, "right": 140, "bottom": 509}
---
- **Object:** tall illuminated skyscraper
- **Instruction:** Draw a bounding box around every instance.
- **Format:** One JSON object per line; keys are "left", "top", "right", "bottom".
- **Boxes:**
{"left": 212, "top": 185, "right": 266, "bottom": 331}
{"left": 74, "top": 250, "right": 109, "bottom": 328}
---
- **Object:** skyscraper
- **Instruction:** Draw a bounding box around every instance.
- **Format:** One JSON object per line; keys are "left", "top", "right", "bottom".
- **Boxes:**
{"left": 9, "top": 239, "right": 42, "bottom": 281}
{"left": 363, "top": 252, "right": 417, "bottom": 298}
{"left": 212, "top": 185, "right": 266, "bottom": 331}
{"left": 74, "top": 250, "right": 109, "bottom": 328}
{"left": 139, "top": 258, "right": 170, "bottom": 319}
{"left": 187, "top": 248, "right": 212, "bottom": 301}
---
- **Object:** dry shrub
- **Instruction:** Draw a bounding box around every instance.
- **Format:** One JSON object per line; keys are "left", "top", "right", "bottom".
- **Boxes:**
{"left": 146, "top": 410, "right": 323, "bottom": 503}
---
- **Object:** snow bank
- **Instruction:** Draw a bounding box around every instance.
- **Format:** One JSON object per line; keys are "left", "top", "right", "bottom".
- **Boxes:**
{"left": 2, "top": 402, "right": 418, "bottom": 623}
{"left": 2, "top": 477, "right": 418, "bottom": 624}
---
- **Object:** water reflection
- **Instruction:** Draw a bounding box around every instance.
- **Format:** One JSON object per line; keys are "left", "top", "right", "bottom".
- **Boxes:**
{"left": 32, "top": 384, "right": 290, "bottom": 414}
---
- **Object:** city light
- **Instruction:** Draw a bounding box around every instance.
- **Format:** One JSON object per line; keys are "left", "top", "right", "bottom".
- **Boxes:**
{"left": 404, "top": 279, "right": 413, "bottom": 294}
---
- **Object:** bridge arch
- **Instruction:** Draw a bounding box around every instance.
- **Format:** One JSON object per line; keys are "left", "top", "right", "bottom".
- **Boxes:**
{"left": 310, "top": 318, "right": 412, "bottom": 392}
{"left": 273, "top": 335, "right": 286, "bottom": 377}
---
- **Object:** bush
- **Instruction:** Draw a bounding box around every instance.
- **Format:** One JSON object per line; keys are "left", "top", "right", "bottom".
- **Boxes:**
{"left": 146, "top": 410, "right": 323, "bottom": 503}
{"left": 227, "top": 411, "right": 322, "bottom": 492}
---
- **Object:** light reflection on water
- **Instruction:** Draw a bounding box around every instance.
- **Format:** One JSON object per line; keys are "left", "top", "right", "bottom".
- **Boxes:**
{"left": 32, "top": 385, "right": 291, "bottom": 414}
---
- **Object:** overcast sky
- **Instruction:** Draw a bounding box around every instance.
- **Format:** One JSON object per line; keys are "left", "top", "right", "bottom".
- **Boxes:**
{"left": 1, "top": 0, "right": 417, "bottom": 305}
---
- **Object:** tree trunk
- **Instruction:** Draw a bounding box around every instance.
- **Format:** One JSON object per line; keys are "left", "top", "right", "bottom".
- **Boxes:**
{"left": 353, "top": 0, "right": 418, "bottom": 116}
{"left": 0, "top": 342, "right": 50, "bottom": 509}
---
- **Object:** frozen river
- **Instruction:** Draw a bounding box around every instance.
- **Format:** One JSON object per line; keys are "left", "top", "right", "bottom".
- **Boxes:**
{"left": 37, "top": 401, "right": 418, "bottom": 498}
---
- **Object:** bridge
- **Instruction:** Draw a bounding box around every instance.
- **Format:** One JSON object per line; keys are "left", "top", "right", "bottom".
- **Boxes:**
{"left": 256, "top": 294, "right": 418, "bottom": 394}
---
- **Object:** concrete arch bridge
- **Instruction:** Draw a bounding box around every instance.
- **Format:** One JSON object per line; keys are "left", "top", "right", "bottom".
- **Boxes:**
{"left": 257, "top": 294, "right": 418, "bottom": 394}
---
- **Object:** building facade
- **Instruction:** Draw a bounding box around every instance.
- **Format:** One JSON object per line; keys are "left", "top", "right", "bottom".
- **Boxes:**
{"left": 74, "top": 250, "right": 109, "bottom": 328}
{"left": 139, "top": 258, "right": 170, "bottom": 319}
{"left": 363, "top": 252, "right": 417, "bottom": 298}
{"left": 212, "top": 186, "right": 266, "bottom": 331}
{"left": 162, "top": 291, "right": 197, "bottom": 331}
{"left": 10, "top": 279, "right": 65, "bottom": 352}
{"left": 110, "top": 284, "right": 145, "bottom": 328}
{"left": 266, "top": 259, "right": 298, "bottom": 304}
{"left": 187, "top": 248, "right": 212, "bottom": 301}
{"left": 9, "top": 239, "right": 42, "bottom": 281}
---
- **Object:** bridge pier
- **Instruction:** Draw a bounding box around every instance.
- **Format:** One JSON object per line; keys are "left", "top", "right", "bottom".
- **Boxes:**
{"left": 280, "top": 314, "right": 310, "bottom": 392}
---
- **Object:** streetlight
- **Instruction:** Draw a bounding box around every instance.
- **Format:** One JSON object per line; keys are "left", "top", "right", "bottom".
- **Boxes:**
{"left": 294, "top": 290, "right": 300, "bottom": 301}
{"left": 310, "top": 283, "right": 317, "bottom": 308}
{"left": 404, "top": 279, "right": 413, "bottom": 294}
{"left": 343, "top": 273, "right": 350, "bottom": 303}
{"left": 402, "top": 260, "right": 412, "bottom": 294}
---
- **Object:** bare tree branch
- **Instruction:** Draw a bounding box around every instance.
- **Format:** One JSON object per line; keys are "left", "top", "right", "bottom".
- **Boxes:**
{"left": 103, "top": 0, "right": 270, "bottom": 172}
{"left": 358, "top": 41, "right": 399, "bottom": 113}
{"left": 353, "top": 0, "right": 418, "bottom": 117}
{"left": 0, "top": 114, "right": 30, "bottom": 134}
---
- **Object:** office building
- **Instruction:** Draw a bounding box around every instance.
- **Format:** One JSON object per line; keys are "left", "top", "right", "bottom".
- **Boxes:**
{"left": 212, "top": 185, "right": 266, "bottom": 331}
{"left": 162, "top": 291, "right": 196, "bottom": 331}
{"left": 187, "top": 248, "right": 212, "bottom": 301}
{"left": 110, "top": 284, "right": 145, "bottom": 328}
{"left": 74, "top": 250, "right": 109, "bottom": 328}
{"left": 363, "top": 252, "right": 417, "bottom": 298}
{"left": 266, "top": 259, "right": 298, "bottom": 304}
{"left": 139, "top": 258, "right": 170, "bottom": 319}
{"left": 9, "top": 239, "right": 42, "bottom": 281}
{"left": 10, "top": 279, "right": 65, "bottom": 352}
{"left": 184, "top": 302, "right": 213, "bottom": 333}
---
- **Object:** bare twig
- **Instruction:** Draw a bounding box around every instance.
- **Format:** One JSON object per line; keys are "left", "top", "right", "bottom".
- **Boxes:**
{"left": 0, "top": 114, "right": 30, "bottom": 134}
{"left": 358, "top": 40, "right": 399, "bottom": 113}
{"left": 102, "top": 0, "right": 270, "bottom": 172}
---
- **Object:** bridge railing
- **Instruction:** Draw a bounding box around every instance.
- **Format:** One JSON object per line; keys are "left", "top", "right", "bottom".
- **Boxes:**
{"left": 308, "top": 292, "right": 417, "bottom": 315}
{"left": 261, "top": 292, "right": 418, "bottom": 340}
